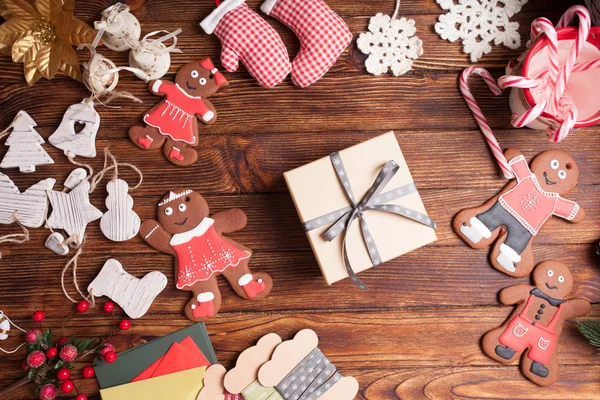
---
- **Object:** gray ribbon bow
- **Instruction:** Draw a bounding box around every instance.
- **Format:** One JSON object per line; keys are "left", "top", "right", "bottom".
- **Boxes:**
{"left": 303, "top": 152, "right": 437, "bottom": 290}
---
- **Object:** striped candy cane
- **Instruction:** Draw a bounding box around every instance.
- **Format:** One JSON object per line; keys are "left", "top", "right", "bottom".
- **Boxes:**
{"left": 530, "top": 17, "right": 559, "bottom": 90}
{"left": 551, "top": 95, "right": 578, "bottom": 143}
{"left": 460, "top": 67, "right": 513, "bottom": 179}
{"left": 553, "top": 6, "right": 591, "bottom": 109}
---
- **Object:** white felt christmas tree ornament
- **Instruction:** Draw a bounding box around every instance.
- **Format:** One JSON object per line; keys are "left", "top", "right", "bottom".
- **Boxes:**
{"left": 49, "top": 100, "right": 100, "bottom": 159}
{"left": 357, "top": 0, "right": 423, "bottom": 76}
{"left": 100, "top": 179, "right": 141, "bottom": 242}
{"left": 435, "top": 0, "right": 527, "bottom": 62}
{"left": 87, "top": 259, "right": 167, "bottom": 319}
{"left": 0, "top": 173, "right": 56, "bottom": 228}
{"left": 0, "top": 111, "right": 54, "bottom": 173}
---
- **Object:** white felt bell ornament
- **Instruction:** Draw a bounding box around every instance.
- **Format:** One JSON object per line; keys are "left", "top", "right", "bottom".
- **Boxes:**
{"left": 501, "top": 6, "right": 600, "bottom": 142}
{"left": 94, "top": 3, "right": 141, "bottom": 52}
{"left": 0, "top": 311, "right": 27, "bottom": 354}
{"left": 128, "top": 29, "right": 183, "bottom": 80}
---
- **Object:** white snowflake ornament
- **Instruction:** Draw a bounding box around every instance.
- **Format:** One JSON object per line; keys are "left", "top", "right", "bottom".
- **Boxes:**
{"left": 357, "top": 12, "right": 423, "bottom": 76}
{"left": 435, "top": 0, "right": 528, "bottom": 62}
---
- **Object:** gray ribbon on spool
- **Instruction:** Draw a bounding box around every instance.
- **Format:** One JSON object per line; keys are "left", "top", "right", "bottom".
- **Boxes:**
{"left": 276, "top": 348, "right": 342, "bottom": 400}
{"left": 303, "top": 152, "right": 437, "bottom": 290}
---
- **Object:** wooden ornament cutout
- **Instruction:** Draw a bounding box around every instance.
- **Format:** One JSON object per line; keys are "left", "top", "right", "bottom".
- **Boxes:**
{"left": 258, "top": 329, "right": 319, "bottom": 388}
{"left": 88, "top": 259, "right": 167, "bottom": 319}
{"left": 318, "top": 376, "right": 359, "bottom": 400}
{"left": 45, "top": 232, "right": 69, "bottom": 256}
{"left": 0, "top": 110, "right": 54, "bottom": 173}
{"left": 197, "top": 364, "right": 227, "bottom": 400}
{"left": 0, "top": 173, "right": 56, "bottom": 228}
{"left": 46, "top": 180, "right": 103, "bottom": 245}
{"left": 100, "top": 179, "right": 141, "bottom": 242}
{"left": 224, "top": 333, "right": 282, "bottom": 394}
{"left": 49, "top": 100, "right": 100, "bottom": 158}
{"left": 64, "top": 168, "right": 88, "bottom": 190}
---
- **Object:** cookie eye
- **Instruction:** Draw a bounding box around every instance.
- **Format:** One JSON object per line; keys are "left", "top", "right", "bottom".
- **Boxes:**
{"left": 164, "top": 207, "right": 173, "bottom": 216}
{"left": 558, "top": 276, "right": 565, "bottom": 283}
{"left": 558, "top": 170, "right": 567, "bottom": 179}
{"left": 178, "top": 203, "right": 187, "bottom": 212}
{"left": 199, "top": 78, "right": 207, "bottom": 85}
{"left": 550, "top": 160, "right": 559, "bottom": 169}
{"left": 547, "top": 269, "right": 554, "bottom": 277}
{"left": 191, "top": 70, "right": 199, "bottom": 78}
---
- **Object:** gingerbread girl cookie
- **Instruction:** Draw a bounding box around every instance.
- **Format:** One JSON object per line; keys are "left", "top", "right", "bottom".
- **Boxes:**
{"left": 129, "top": 58, "right": 227, "bottom": 166}
{"left": 140, "top": 189, "right": 272, "bottom": 322}
{"left": 454, "top": 149, "right": 585, "bottom": 277}
{"left": 482, "top": 261, "right": 591, "bottom": 386}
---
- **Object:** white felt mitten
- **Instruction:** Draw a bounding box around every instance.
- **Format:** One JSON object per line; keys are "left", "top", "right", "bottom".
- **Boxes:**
{"left": 201, "top": 0, "right": 291, "bottom": 88}
{"left": 261, "top": 0, "right": 352, "bottom": 87}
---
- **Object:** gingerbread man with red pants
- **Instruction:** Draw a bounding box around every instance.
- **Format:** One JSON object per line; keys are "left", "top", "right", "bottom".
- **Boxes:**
{"left": 140, "top": 189, "right": 272, "bottom": 322}
{"left": 129, "top": 58, "right": 228, "bottom": 166}
{"left": 454, "top": 149, "right": 585, "bottom": 277}
{"left": 482, "top": 261, "right": 590, "bottom": 386}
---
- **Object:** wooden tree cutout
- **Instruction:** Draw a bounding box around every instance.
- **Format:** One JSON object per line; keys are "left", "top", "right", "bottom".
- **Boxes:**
{"left": 0, "top": 111, "right": 54, "bottom": 173}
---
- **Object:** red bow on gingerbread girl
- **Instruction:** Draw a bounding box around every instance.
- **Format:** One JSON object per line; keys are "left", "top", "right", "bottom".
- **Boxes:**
{"left": 129, "top": 58, "right": 228, "bottom": 166}
{"left": 140, "top": 189, "right": 273, "bottom": 322}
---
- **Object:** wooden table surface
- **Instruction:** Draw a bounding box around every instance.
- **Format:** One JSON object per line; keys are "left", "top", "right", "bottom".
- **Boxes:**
{"left": 0, "top": 0, "right": 599, "bottom": 399}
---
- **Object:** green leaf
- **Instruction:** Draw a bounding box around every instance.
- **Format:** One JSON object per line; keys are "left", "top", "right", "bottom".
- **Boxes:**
{"left": 75, "top": 338, "right": 97, "bottom": 354}
{"left": 42, "top": 328, "right": 52, "bottom": 347}
{"left": 54, "top": 360, "right": 64, "bottom": 369}
{"left": 27, "top": 366, "right": 38, "bottom": 380}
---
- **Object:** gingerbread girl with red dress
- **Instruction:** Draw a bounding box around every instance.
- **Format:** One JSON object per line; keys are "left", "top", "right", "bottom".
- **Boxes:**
{"left": 129, "top": 58, "right": 227, "bottom": 166}
{"left": 140, "top": 189, "right": 272, "bottom": 322}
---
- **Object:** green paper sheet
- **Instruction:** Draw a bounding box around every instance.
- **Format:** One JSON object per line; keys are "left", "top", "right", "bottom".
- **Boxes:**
{"left": 94, "top": 323, "right": 217, "bottom": 389}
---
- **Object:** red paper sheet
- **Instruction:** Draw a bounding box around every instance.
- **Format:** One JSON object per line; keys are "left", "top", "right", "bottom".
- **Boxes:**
{"left": 131, "top": 336, "right": 210, "bottom": 382}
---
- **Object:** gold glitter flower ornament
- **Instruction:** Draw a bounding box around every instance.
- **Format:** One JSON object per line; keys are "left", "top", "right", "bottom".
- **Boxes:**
{"left": 0, "top": 0, "right": 96, "bottom": 85}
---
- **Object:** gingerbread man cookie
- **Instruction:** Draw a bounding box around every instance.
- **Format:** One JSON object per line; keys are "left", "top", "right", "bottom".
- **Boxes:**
{"left": 129, "top": 58, "right": 227, "bottom": 166}
{"left": 454, "top": 149, "right": 585, "bottom": 277}
{"left": 482, "top": 261, "right": 591, "bottom": 386}
{"left": 140, "top": 189, "right": 272, "bottom": 322}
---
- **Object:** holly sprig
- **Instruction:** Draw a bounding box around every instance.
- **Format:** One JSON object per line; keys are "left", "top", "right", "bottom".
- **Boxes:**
{"left": 578, "top": 320, "right": 600, "bottom": 354}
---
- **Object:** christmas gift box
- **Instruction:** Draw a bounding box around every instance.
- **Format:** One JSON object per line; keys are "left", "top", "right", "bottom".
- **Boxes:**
{"left": 284, "top": 131, "right": 437, "bottom": 288}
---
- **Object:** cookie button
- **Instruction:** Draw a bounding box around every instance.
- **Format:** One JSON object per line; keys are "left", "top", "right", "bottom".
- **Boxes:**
{"left": 538, "top": 309, "right": 543, "bottom": 315}
{"left": 540, "top": 304, "right": 546, "bottom": 308}
{"left": 535, "top": 315, "right": 541, "bottom": 320}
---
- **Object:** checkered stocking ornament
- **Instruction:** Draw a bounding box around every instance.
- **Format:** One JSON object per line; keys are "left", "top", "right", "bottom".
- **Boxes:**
{"left": 261, "top": 0, "right": 352, "bottom": 87}
{"left": 201, "top": 0, "right": 291, "bottom": 88}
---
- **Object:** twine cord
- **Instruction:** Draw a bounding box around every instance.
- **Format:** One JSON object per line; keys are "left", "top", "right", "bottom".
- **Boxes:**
{"left": 0, "top": 213, "right": 30, "bottom": 260}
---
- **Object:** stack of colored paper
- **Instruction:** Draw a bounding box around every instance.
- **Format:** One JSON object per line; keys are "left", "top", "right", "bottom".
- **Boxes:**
{"left": 95, "top": 323, "right": 217, "bottom": 400}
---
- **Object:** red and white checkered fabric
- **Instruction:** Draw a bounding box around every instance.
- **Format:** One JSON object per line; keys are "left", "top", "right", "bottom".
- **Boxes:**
{"left": 208, "top": 1, "right": 291, "bottom": 88}
{"left": 263, "top": 0, "right": 352, "bottom": 87}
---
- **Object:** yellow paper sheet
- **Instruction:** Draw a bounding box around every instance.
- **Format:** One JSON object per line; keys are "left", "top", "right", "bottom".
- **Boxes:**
{"left": 100, "top": 366, "right": 207, "bottom": 400}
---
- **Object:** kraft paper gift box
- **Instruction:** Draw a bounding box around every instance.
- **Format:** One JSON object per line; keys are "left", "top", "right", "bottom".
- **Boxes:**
{"left": 284, "top": 131, "right": 437, "bottom": 286}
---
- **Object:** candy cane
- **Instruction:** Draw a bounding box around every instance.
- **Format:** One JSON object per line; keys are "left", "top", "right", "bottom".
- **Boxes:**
{"left": 459, "top": 67, "right": 513, "bottom": 179}
{"left": 553, "top": 6, "right": 591, "bottom": 109}
{"left": 530, "top": 17, "right": 559, "bottom": 91}
{"left": 550, "top": 95, "right": 578, "bottom": 143}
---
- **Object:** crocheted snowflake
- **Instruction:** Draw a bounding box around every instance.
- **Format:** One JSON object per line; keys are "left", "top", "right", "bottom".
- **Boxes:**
{"left": 435, "top": 0, "right": 528, "bottom": 62}
{"left": 357, "top": 13, "right": 423, "bottom": 76}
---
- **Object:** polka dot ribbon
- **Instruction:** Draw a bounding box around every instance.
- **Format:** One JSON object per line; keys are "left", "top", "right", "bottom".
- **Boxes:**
{"left": 275, "top": 348, "right": 342, "bottom": 400}
{"left": 302, "top": 152, "right": 437, "bottom": 290}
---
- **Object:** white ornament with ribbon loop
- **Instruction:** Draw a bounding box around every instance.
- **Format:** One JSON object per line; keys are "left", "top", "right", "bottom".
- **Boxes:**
{"left": 128, "top": 29, "right": 183, "bottom": 80}
{"left": 94, "top": 2, "right": 141, "bottom": 52}
{"left": 357, "top": 0, "right": 423, "bottom": 76}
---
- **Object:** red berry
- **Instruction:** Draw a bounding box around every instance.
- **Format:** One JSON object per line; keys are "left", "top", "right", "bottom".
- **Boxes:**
{"left": 76, "top": 395, "right": 87, "bottom": 400}
{"left": 45, "top": 347, "right": 58, "bottom": 358}
{"left": 56, "top": 367, "right": 70, "bottom": 381}
{"left": 26, "top": 350, "right": 46, "bottom": 368}
{"left": 82, "top": 366, "right": 95, "bottom": 379}
{"left": 21, "top": 359, "right": 30, "bottom": 371}
{"left": 32, "top": 310, "right": 45, "bottom": 322}
{"left": 103, "top": 301, "right": 115, "bottom": 312}
{"left": 58, "top": 337, "right": 68, "bottom": 347}
{"left": 119, "top": 320, "right": 131, "bottom": 330}
{"left": 59, "top": 344, "right": 78, "bottom": 362}
{"left": 25, "top": 328, "right": 42, "bottom": 343}
{"left": 98, "top": 343, "right": 115, "bottom": 357}
{"left": 103, "top": 350, "right": 117, "bottom": 363}
{"left": 76, "top": 300, "right": 89, "bottom": 313}
{"left": 39, "top": 383, "right": 57, "bottom": 400}
{"left": 60, "top": 379, "right": 74, "bottom": 393}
